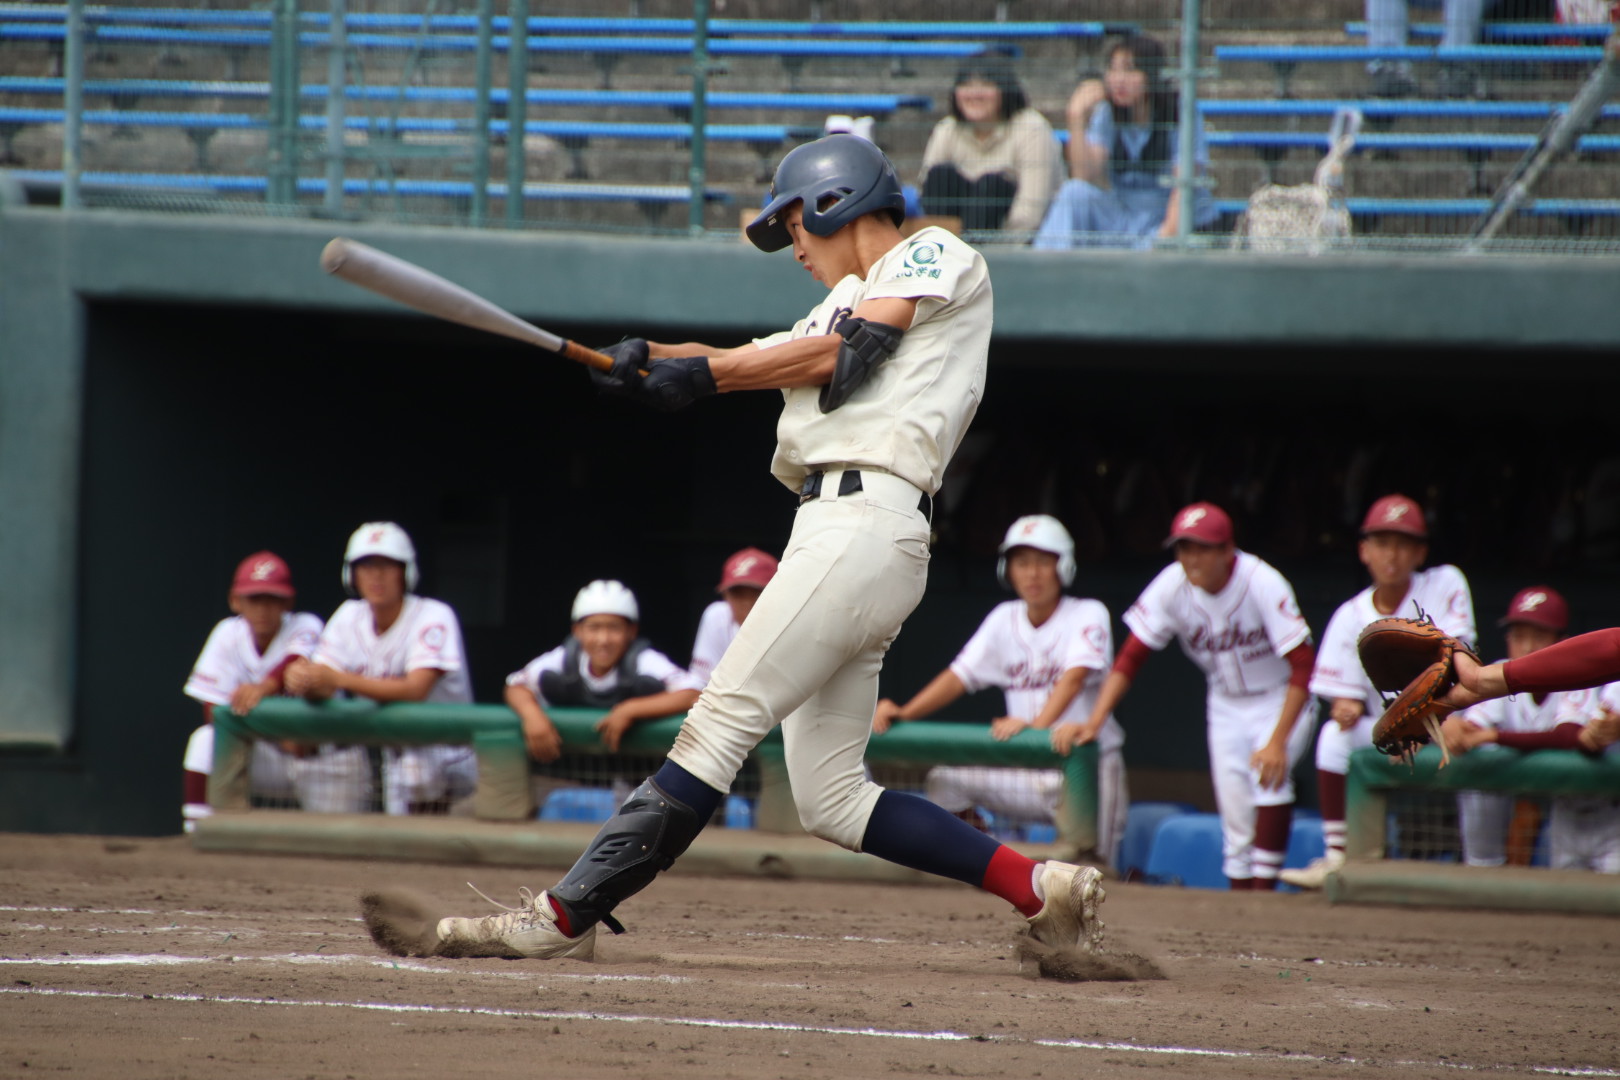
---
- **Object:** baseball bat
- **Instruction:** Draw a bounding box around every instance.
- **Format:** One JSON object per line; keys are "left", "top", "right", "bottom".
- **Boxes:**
{"left": 319, "top": 237, "right": 616, "bottom": 372}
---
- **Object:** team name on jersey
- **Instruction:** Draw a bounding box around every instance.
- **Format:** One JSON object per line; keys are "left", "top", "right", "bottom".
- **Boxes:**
{"left": 1005, "top": 658, "right": 1065, "bottom": 692}
{"left": 1185, "top": 623, "right": 1271, "bottom": 658}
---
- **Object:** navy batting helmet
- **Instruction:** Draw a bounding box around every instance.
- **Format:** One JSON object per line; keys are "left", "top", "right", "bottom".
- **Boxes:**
{"left": 746, "top": 134, "right": 906, "bottom": 253}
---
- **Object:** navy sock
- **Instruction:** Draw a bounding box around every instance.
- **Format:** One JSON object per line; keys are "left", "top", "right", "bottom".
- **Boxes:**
{"left": 652, "top": 759, "right": 723, "bottom": 829}
{"left": 860, "top": 790, "right": 1000, "bottom": 887}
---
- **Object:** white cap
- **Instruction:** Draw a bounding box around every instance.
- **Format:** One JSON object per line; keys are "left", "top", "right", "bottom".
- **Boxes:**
{"left": 572, "top": 579, "right": 639, "bottom": 622}
{"left": 342, "top": 521, "right": 419, "bottom": 593}
{"left": 997, "top": 514, "right": 1077, "bottom": 587}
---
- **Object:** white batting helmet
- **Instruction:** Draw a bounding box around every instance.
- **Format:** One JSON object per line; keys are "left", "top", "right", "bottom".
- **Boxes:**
{"left": 572, "top": 579, "right": 640, "bottom": 623}
{"left": 996, "top": 514, "right": 1077, "bottom": 588}
{"left": 342, "top": 521, "right": 419, "bottom": 595}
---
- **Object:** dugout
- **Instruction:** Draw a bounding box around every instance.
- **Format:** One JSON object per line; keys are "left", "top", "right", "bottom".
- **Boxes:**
{"left": 3, "top": 205, "right": 1620, "bottom": 835}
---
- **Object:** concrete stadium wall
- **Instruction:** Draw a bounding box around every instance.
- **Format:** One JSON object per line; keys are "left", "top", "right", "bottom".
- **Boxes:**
{"left": 3, "top": 206, "right": 1618, "bottom": 835}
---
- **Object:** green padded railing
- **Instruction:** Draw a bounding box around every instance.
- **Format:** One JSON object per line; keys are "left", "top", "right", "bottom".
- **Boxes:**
{"left": 210, "top": 698, "right": 1099, "bottom": 851}
{"left": 1345, "top": 745, "right": 1620, "bottom": 860}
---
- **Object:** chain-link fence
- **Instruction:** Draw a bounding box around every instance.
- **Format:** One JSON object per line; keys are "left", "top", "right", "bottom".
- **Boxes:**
{"left": 5, "top": 0, "right": 1617, "bottom": 253}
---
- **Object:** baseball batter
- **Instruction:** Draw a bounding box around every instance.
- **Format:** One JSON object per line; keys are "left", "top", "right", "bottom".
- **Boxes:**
{"left": 370, "top": 134, "right": 1106, "bottom": 964}
{"left": 1281, "top": 494, "right": 1475, "bottom": 889}
{"left": 689, "top": 547, "right": 779, "bottom": 687}
{"left": 506, "top": 579, "right": 703, "bottom": 760}
{"left": 286, "top": 522, "right": 477, "bottom": 815}
{"left": 873, "top": 514, "right": 1128, "bottom": 864}
{"left": 1074, "top": 502, "right": 1317, "bottom": 890}
{"left": 181, "top": 551, "right": 336, "bottom": 827}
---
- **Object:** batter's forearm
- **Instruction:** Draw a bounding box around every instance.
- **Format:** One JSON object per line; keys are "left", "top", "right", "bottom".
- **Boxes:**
{"left": 649, "top": 339, "right": 749, "bottom": 359}
{"left": 709, "top": 334, "right": 838, "bottom": 392}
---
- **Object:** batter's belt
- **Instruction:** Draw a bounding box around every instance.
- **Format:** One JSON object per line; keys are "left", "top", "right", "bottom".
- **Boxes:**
{"left": 799, "top": 467, "right": 932, "bottom": 520}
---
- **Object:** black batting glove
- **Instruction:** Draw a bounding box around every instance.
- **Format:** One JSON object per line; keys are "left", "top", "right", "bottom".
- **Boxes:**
{"left": 589, "top": 338, "right": 649, "bottom": 399}
{"left": 641, "top": 355, "right": 717, "bottom": 412}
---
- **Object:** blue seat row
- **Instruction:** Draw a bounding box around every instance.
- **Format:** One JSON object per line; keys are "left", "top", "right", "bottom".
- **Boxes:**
{"left": 0, "top": 6, "right": 1132, "bottom": 39}
{"left": 0, "top": 76, "right": 932, "bottom": 115}
{"left": 539, "top": 786, "right": 754, "bottom": 828}
{"left": 0, "top": 22, "right": 1013, "bottom": 59}
{"left": 1141, "top": 810, "right": 1325, "bottom": 891}
{"left": 1198, "top": 98, "right": 1620, "bottom": 121}
{"left": 1345, "top": 20, "right": 1616, "bottom": 42}
{"left": 1215, "top": 43, "right": 1605, "bottom": 65}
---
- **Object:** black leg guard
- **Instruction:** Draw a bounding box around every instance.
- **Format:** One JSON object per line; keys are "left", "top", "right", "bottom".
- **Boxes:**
{"left": 550, "top": 777, "right": 702, "bottom": 934}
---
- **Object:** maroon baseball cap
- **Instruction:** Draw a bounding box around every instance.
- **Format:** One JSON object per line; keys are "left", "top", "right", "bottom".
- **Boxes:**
{"left": 1498, "top": 586, "right": 1569, "bottom": 632}
{"left": 717, "top": 547, "right": 779, "bottom": 592}
{"left": 1360, "top": 494, "right": 1428, "bottom": 538}
{"left": 1163, "top": 502, "right": 1234, "bottom": 548}
{"left": 230, "top": 551, "right": 295, "bottom": 598}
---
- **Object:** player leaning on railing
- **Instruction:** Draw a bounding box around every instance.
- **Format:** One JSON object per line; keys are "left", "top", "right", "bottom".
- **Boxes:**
{"left": 361, "top": 134, "right": 1108, "bottom": 965}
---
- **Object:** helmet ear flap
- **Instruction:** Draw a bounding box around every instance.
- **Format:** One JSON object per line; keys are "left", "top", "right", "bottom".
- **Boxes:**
{"left": 1058, "top": 552, "right": 1077, "bottom": 588}
{"left": 996, "top": 554, "right": 1011, "bottom": 590}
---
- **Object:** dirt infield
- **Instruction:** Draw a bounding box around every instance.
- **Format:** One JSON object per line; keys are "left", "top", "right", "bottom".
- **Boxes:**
{"left": 3, "top": 834, "right": 1617, "bottom": 1079}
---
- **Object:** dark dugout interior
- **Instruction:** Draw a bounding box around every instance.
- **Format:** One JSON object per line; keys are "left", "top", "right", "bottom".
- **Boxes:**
{"left": 61, "top": 298, "right": 1620, "bottom": 833}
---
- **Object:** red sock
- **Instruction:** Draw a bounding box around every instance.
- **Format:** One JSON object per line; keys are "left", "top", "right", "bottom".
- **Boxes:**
{"left": 546, "top": 895, "right": 575, "bottom": 937}
{"left": 981, "top": 845, "right": 1042, "bottom": 917}
{"left": 1252, "top": 804, "right": 1292, "bottom": 886}
{"left": 1317, "top": 769, "right": 1347, "bottom": 824}
{"left": 1504, "top": 628, "right": 1620, "bottom": 694}
{"left": 1229, "top": 877, "right": 1253, "bottom": 891}
{"left": 1250, "top": 876, "right": 1278, "bottom": 891}
{"left": 183, "top": 770, "right": 208, "bottom": 805}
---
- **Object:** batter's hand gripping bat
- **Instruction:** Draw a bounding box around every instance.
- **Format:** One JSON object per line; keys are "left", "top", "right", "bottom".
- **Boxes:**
{"left": 320, "top": 237, "right": 617, "bottom": 372}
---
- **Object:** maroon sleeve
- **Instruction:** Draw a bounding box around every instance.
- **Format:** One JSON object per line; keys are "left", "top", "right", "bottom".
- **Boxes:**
{"left": 264, "top": 654, "right": 297, "bottom": 694}
{"left": 1504, "top": 628, "right": 1620, "bottom": 695}
{"left": 1284, "top": 642, "right": 1315, "bottom": 690}
{"left": 1112, "top": 633, "right": 1153, "bottom": 681}
{"left": 1494, "top": 723, "right": 1586, "bottom": 752}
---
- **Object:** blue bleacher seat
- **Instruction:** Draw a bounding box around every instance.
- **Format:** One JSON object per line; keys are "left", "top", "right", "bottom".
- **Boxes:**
{"left": 1143, "top": 812, "right": 1228, "bottom": 889}
{"left": 539, "top": 787, "right": 619, "bottom": 823}
{"left": 725, "top": 794, "right": 754, "bottom": 830}
{"left": 1119, "top": 801, "right": 1199, "bottom": 878}
{"left": 1022, "top": 823, "right": 1058, "bottom": 844}
{"left": 1345, "top": 20, "right": 1616, "bottom": 43}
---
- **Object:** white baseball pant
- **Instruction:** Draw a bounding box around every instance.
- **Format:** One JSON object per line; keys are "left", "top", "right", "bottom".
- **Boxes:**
{"left": 925, "top": 746, "right": 1129, "bottom": 863}
{"left": 1314, "top": 711, "right": 1375, "bottom": 773}
{"left": 1549, "top": 797, "right": 1620, "bottom": 873}
{"left": 183, "top": 724, "right": 372, "bottom": 814}
{"left": 669, "top": 467, "right": 930, "bottom": 851}
{"left": 1207, "top": 690, "right": 1316, "bottom": 880}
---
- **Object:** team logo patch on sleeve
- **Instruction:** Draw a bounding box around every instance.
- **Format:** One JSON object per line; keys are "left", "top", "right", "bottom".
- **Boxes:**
{"left": 891, "top": 239, "right": 945, "bottom": 281}
{"left": 420, "top": 625, "right": 446, "bottom": 651}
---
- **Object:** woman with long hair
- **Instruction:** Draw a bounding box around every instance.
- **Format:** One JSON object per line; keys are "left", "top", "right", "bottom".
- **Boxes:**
{"left": 1033, "top": 35, "right": 1217, "bottom": 249}
{"left": 918, "top": 56, "right": 1062, "bottom": 236}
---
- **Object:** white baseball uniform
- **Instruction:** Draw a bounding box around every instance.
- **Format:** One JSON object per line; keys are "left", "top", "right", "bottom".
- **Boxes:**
{"left": 1309, "top": 564, "right": 1476, "bottom": 773}
{"left": 1453, "top": 674, "right": 1580, "bottom": 867}
{"left": 1125, "top": 551, "right": 1316, "bottom": 880}
{"left": 507, "top": 643, "right": 704, "bottom": 701}
{"left": 1545, "top": 684, "right": 1620, "bottom": 873}
{"left": 312, "top": 595, "right": 476, "bottom": 815}
{"left": 924, "top": 596, "right": 1128, "bottom": 862}
{"left": 181, "top": 611, "right": 372, "bottom": 817}
{"left": 667, "top": 226, "right": 991, "bottom": 850}
{"left": 688, "top": 600, "right": 740, "bottom": 687}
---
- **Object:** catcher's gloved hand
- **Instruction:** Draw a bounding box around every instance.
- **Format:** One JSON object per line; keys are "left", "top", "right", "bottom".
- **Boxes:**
{"left": 589, "top": 338, "right": 649, "bottom": 399}
{"left": 1357, "top": 614, "right": 1480, "bottom": 760}
{"left": 641, "top": 355, "right": 716, "bottom": 412}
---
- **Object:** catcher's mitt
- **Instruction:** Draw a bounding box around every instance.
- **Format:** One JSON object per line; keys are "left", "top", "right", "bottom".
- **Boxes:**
{"left": 1357, "top": 615, "right": 1479, "bottom": 760}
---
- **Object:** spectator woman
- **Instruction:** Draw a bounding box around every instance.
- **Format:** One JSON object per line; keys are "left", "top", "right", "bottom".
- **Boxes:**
{"left": 1034, "top": 35, "right": 1217, "bottom": 249}
{"left": 919, "top": 56, "right": 1062, "bottom": 236}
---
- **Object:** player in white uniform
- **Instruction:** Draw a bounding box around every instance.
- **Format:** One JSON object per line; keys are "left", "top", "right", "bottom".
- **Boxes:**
{"left": 285, "top": 522, "right": 477, "bottom": 816}
{"left": 1074, "top": 502, "right": 1317, "bottom": 890}
{"left": 873, "top": 515, "right": 1128, "bottom": 865}
{"left": 689, "top": 547, "right": 779, "bottom": 687}
{"left": 380, "top": 135, "right": 1105, "bottom": 964}
{"left": 1440, "top": 587, "right": 1620, "bottom": 872}
{"left": 506, "top": 580, "right": 704, "bottom": 761}
{"left": 181, "top": 551, "right": 339, "bottom": 828}
{"left": 1282, "top": 494, "right": 1475, "bottom": 888}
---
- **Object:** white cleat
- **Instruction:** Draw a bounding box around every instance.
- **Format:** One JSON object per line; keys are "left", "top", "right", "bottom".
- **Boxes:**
{"left": 1278, "top": 849, "right": 1345, "bottom": 890}
{"left": 434, "top": 886, "right": 596, "bottom": 960}
{"left": 1027, "top": 861, "right": 1107, "bottom": 952}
